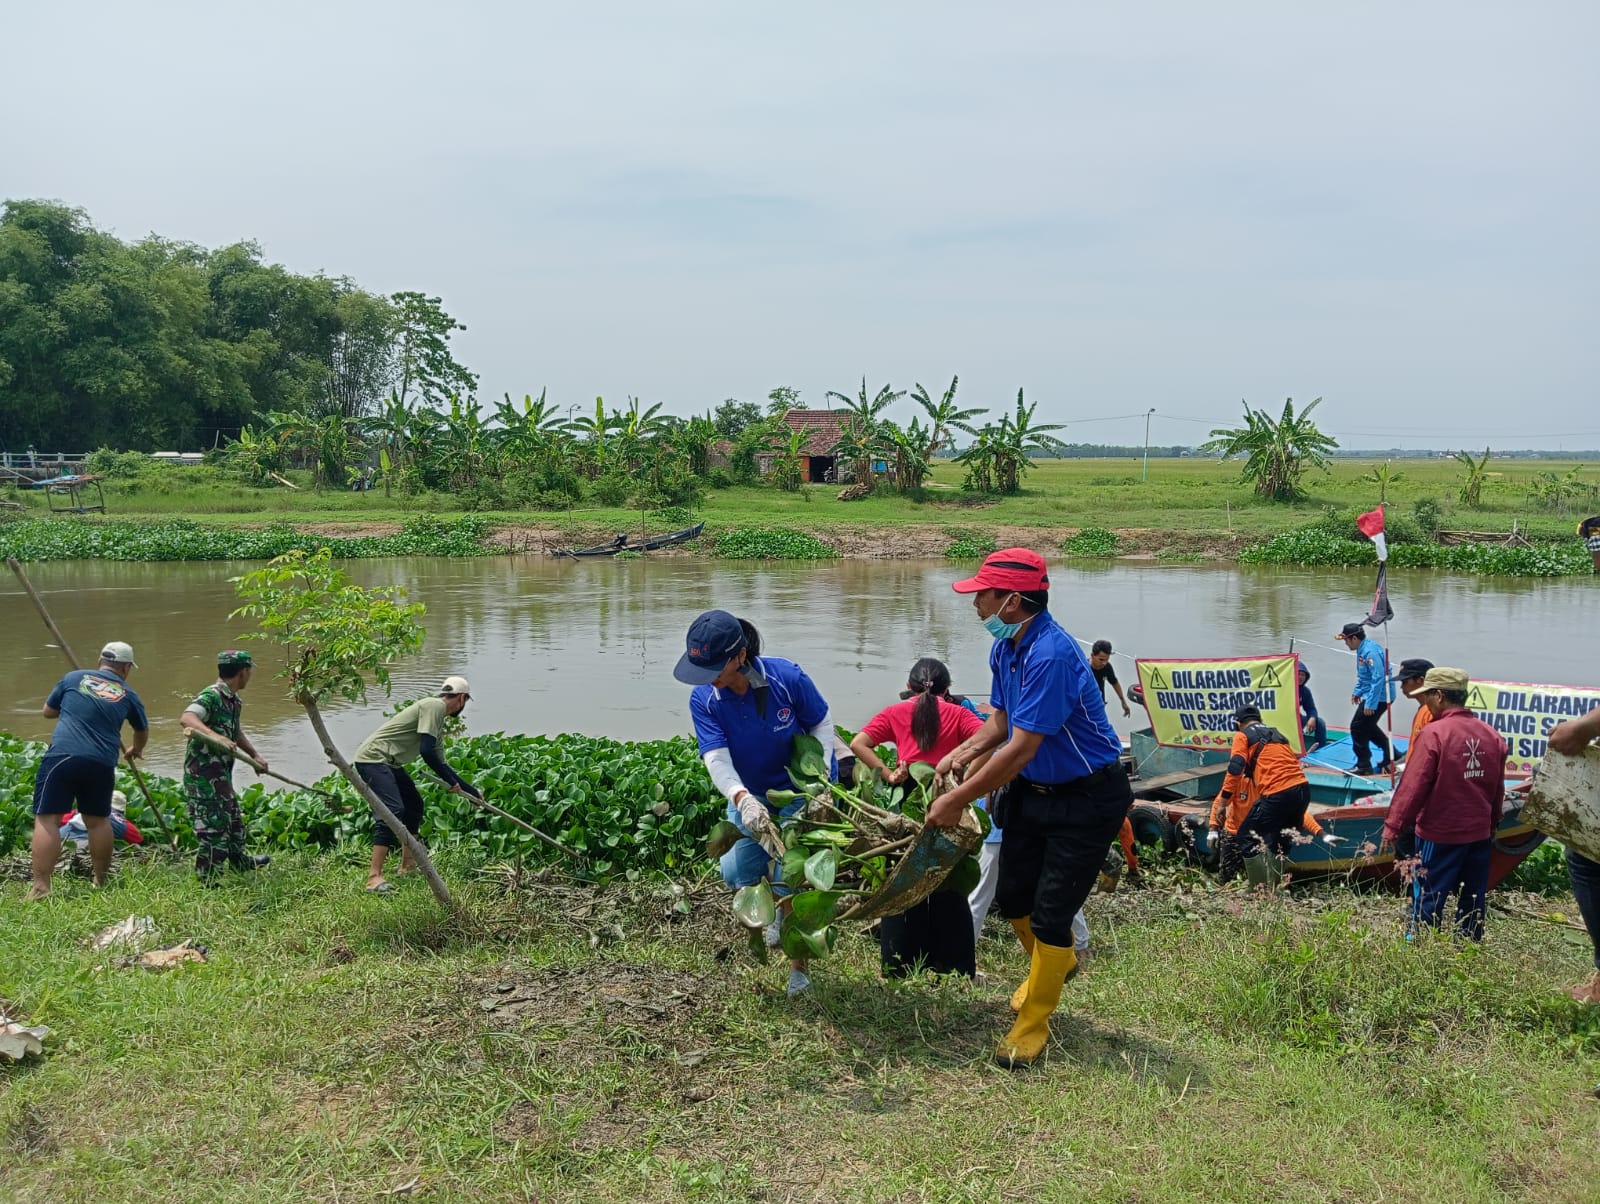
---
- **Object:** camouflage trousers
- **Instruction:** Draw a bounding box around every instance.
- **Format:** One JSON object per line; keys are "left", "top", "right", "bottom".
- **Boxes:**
{"left": 185, "top": 784, "right": 249, "bottom": 877}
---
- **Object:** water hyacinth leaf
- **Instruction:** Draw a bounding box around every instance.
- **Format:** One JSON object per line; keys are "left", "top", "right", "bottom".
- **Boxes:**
{"left": 971, "top": 803, "right": 992, "bottom": 840}
{"left": 790, "top": 733, "right": 829, "bottom": 781}
{"left": 887, "top": 785, "right": 905, "bottom": 809}
{"left": 732, "top": 882, "right": 776, "bottom": 929}
{"left": 789, "top": 889, "right": 839, "bottom": 932}
{"left": 780, "top": 848, "right": 809, "bottom": 887}
{"left": 765, "top": 789, "right": 802, "bottom": 807}
{"left": 705, "top": 820, "right": 742, "bottom": 859}
{"left": 901, "top": 791, "right": 927, "bottom": 823}
{"left": 747, "top": 925, "right": 770, "bottom": 965}
{"left": 857, "top": 771, "right": 876, "bottom": 806}
{"left": 780, "top": 915, "right": 831, "bottom": 960}
{"left": 804, "top": 847, "right": 838, "bottom": 892}
{"left": 939, "top": 852, "right": 982, "bottom": 897}
{"left": 907, "top": 762, "right": 936, "bottom": 789}
{"left": 834, "top": 724, "right": 857, "bottom": 747}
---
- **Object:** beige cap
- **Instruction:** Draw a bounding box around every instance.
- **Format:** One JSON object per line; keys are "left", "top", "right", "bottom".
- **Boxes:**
{"left": 110, "top": 790, "right": 128, "bottom": 814}
{"left": 439, "top": 675, "right": 472, "bottom": 697}
{"left": 100, "top": 641, "right": 138, "bottom": 667}
{"left": 1421, "top": 666, "right": 1469, "bottom": 691}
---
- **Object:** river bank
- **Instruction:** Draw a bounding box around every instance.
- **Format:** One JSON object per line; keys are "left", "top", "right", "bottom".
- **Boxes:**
{"left": 2, "top": 848, "right": 1596, "bottom": 1202}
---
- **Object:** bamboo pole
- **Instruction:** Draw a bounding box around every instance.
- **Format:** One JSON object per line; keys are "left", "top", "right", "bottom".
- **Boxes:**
{"left": 7, "top": 557, "right": 179, "bottom": 850}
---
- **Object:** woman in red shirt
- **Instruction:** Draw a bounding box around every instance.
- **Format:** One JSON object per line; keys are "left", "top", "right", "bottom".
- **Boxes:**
{"left": 851, "top": 658, "right": 988, "bottom": 978}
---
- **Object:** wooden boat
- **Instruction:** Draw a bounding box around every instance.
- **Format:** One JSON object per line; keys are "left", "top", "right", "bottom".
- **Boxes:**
{"left": 1124, "top": 725, "right": 1545, "bottom": 888}
{"left": 551, "top": 522, "right": 705, "bottom": 558}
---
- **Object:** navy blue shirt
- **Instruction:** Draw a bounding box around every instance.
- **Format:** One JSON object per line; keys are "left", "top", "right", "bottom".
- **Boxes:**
{"left": 45, "top": 669, "right": 148, "bottom": 766}
{"left": 1298, "top": 683, "right": 1320, "bottom": 722}
{"left": 690, "top": 656, "right": 829, "bottom": 798}
{"left": 989, "top": 610, "right": 1121, "bottom": 783}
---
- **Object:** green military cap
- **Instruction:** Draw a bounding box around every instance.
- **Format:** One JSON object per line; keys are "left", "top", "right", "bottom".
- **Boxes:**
{"left": 217, "top": 649, "right": 254, "bottom": 669}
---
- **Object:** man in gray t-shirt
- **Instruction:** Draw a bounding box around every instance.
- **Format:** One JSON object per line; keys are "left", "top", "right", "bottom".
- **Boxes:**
{"left": 352, "top": 676, "right": 478, "bottom": 892}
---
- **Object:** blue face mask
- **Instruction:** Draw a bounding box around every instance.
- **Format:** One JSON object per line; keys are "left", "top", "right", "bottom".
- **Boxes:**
{"left": 981, "top": 596, "right": 1024, "bottom": 639}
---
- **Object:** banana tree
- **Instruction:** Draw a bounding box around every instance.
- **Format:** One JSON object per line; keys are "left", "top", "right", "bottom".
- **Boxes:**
{"left": 359, "top": 394, "right": 414, "bottom": 496}
{"left": 825, "top": 378, "right": 905, "bottom": 489}
{"left": 911, "top": 375, "right": 986, "bottom": 461}
{"left": 1455, "top": 446, "right": 1493, "bottom": 509}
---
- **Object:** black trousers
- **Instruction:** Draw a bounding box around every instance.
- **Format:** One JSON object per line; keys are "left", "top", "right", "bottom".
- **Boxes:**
{"left": 994, "top": 766, "right": 1133, "bottom": 948}
{"left": 357, "top": 762, "right": 425, "bottom": 848}
{"left": 1237, "top": 783, "right": 1313, "bottom": 858}
{"left": 879, "top": 892, "right": 976, "bottom": 979}
{"left": 1349, "top": 703, "right": 1391, "bottom": 769}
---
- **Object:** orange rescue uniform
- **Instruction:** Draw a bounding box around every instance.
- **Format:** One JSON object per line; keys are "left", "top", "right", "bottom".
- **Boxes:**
{"left": 1208, "top": 728, "right": 1322, "bottom": 836}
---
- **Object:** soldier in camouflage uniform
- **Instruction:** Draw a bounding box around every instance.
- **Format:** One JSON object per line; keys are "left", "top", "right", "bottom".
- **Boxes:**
{"left": 178, "top": 650, "right": 272, "bottom": 880}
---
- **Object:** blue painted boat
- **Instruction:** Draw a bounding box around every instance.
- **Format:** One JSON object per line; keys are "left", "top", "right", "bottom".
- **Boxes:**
{"left": 1125, "top": 726, "right": 1543, "bottom": 886}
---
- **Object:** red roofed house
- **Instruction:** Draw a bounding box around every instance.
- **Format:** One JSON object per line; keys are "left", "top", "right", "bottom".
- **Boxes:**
{"left": 755, "top": 409, "right": 854, "bottom": 483}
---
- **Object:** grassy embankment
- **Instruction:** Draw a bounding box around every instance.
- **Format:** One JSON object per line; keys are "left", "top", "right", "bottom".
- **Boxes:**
{"left": 3, "top": 849, "right": 1599, "bottom": 1203}
{"left": 5, "top": 458, "right": 1594, "bottom": 559}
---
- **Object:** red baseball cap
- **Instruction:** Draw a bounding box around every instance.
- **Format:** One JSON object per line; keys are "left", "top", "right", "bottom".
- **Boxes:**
{"left": 952, "top": 548, "right": 1050, "bottom": 594}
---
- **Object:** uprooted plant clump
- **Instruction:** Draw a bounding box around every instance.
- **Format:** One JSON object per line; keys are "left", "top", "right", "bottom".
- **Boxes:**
{"left": 708, "top": 734, "right": 984, "bottom": 963}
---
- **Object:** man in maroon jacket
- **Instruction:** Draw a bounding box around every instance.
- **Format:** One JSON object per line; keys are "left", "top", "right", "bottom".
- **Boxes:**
{"left": 1382, "top": 667, "right": 1507, "bottom": 941}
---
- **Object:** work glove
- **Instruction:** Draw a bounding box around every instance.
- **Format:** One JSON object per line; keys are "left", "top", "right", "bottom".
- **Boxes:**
{"left": 1321, "top": 833, "right": 1345, "bottom": 846}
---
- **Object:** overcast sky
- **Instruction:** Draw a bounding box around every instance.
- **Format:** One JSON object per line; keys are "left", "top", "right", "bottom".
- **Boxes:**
{"left": 6, "top": 2, "right": 1596, "bottom": 449}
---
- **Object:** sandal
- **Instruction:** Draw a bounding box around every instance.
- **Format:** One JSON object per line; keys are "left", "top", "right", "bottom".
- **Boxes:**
{"left": 366, "top": 881, "right": 395, "bottom": 894}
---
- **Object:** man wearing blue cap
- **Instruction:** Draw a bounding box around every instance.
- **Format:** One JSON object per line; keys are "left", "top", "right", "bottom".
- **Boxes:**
{"left": 676, "top": 610, "right": 834, "bottom": 998}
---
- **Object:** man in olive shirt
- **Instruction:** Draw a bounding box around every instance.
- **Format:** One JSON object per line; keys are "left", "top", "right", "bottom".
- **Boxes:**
{"left": 353, "top": 676, "right": 478, "bottom": 892}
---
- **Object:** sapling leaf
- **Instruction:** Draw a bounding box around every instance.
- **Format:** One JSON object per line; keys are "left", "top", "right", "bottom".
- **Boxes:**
{"left": 732, "top": 882, "right": 776, "bottom": 929}
{"left": 706, "top": 820, "right": 742, "bottom": 859}
{"left": 804, "top": 847, "right": 838, "bottom": 891}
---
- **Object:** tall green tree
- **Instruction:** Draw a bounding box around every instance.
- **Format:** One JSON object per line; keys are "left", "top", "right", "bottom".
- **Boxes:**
{"left": 392, "top": 292, "right": 476, "bottom": 410}
{"left": 766, "top": 385, "right": 804, "bottom": 416}
{"left": 1202, "top": 397, "right": 1338, "bottom": 502}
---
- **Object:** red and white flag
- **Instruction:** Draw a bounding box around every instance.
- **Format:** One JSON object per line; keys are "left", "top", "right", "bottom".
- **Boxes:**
{"left": 1357, "top": 506, "right": 1387, "bottom": 563}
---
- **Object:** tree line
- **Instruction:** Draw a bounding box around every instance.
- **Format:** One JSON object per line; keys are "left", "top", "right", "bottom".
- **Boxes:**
{"left": 0, "top": 200, "right": 474, "bottom": 451}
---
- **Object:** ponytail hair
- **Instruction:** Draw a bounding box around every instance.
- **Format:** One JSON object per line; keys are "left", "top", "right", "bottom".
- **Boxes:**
{"left": 906, "top": 657, "right": 953, "bottom": 754}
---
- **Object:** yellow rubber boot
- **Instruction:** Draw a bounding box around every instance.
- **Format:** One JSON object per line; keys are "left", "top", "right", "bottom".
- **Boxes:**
{"left": 1008, "top": 917, "right": 1036, "bottom": 1012}
{"left": 996, "top": 939, "right": 1077, "bottom": 1069}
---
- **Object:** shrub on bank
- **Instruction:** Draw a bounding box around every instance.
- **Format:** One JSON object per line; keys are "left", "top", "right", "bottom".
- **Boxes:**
{"left": 713, "top": 527, "right": 837, "bottom": 560}
{"left": 943, "top": 530, "right": 997, "bottom": 560}
{"left": 0, "top": 515, "right": 495, "bottom": 562}
{"left": 1062, "top": 527, "right": 1121, "bottom": 557}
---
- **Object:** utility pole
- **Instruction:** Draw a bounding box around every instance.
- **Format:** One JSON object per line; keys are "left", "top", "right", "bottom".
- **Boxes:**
{"left": 1142, "top": 408, "right": 1156, "bottom": 481}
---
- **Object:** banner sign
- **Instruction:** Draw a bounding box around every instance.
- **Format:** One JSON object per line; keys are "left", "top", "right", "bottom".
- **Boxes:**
{"left": 1466, "top": 680, "right": 1600, "bottom": 773}
{"left": 1135, "top": 655, "right": 1304, "bottom": 753}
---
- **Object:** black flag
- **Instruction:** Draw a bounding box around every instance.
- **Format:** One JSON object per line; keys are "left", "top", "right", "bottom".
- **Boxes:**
{"left": 1363, "top": 562, "right": 1394, "bottom": 627}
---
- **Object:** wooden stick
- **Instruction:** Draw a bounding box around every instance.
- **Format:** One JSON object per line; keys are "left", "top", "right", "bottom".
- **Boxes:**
{"left": 7, "top": 557, "right": 179, "bottom": 850}
{"left": 414, "top": 768, "right": 582, "bottom": 860}
{"left": 184, "top": 728, "right": 350, "bottom": 810}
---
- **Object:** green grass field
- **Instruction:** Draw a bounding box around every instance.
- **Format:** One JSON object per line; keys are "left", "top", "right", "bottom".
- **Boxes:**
{"left": 3, "top": 851, "right": 1597, "bottom": 1202}
{"left": 7, "top": 458, "right": 1595, "bottom": 553}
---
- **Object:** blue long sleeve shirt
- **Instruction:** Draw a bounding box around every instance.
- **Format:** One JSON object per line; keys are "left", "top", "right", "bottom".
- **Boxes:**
{"left": 1352, "top": 638, "right": 1395, "bottom": 710}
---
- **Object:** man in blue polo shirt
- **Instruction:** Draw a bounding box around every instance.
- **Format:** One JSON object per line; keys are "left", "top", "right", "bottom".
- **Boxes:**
{"left": 1336, "top": 621, "right": 1395, "bottom": 774}
{"left": 677, "top": 610, "right": 834, "bottom": 998}
{"left": 29, "top": 640, "right": 150, "bottom": 900}
{"left": 929, "top": 550, "right": 1131, "bottom": 1067}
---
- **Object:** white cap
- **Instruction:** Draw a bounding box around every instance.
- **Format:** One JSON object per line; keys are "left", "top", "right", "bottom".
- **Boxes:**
{"left": 111, "top": 790, "right": 128, "bottom": 814}
{"left": 100, "top": 641, "right": 138, "bottom": 667}
{"left": 439, "top": 675, "right": 472, "bottom": 697}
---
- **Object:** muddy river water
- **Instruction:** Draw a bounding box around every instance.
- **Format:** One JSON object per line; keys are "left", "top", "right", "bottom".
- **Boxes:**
{"left": 2, "top": 557, "right": 1595, "bottom": 782}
